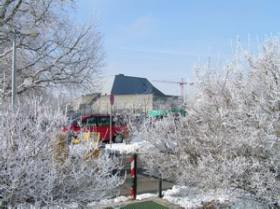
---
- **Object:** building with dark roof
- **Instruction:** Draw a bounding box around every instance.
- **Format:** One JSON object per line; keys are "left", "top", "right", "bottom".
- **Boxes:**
{"left": 92, "top": 74, "right": 180, "bottom": 114}
{"left": 111, "top": 74, "right": 165, "bottom": 96}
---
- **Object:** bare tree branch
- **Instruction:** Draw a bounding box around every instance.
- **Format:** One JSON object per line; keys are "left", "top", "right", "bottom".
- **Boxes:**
{"left": 0, "top": 0, "right": 103, "bottom": 100}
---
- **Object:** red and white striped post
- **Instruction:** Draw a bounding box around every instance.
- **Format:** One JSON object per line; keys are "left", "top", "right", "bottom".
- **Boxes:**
{"left": 129, "top": 153, "right": 137, "bottom": 200}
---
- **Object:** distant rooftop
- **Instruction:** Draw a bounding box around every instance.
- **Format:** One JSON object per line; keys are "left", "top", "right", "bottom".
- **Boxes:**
{"left": 111, "top": 74, "right": 165, "bottom": 96}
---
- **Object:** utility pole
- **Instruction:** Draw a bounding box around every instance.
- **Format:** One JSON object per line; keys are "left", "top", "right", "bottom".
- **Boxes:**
{"left": 11, "top": 32, "right": 16, "bottom": 110}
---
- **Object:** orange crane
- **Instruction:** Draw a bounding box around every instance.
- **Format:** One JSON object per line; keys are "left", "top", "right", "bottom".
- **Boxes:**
{"left": 152, "top": 78, "right": 193, "bottom": 103}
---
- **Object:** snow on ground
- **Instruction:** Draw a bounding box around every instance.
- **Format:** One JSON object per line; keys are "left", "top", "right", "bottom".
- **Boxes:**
{"left": 163, "top": 186, "right": 269, "bottom": 209}
{"left": 163, "top": 186, "right": 233, "bottom": 209}
{"left": 105, "top": 135, "right": 153, "bottom": 154}
{"left": 87, "top": 193, "right": 157, "bottom": 208}
{"left": 136, "top": 193, "right": 157, "bottom": 200}
{"left": 105, "top": 143, "right": 141, "bottom": 154}
{"left": 87, "top": 195, "right": 130, "bottom": 207}
{"left": 68, "top": 134, "right": 151, "bottom": 155}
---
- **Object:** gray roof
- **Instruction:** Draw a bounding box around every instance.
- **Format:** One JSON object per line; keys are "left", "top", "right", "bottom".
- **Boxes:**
{"left": 111, "top": 74, "right": 165, "bottom": 96}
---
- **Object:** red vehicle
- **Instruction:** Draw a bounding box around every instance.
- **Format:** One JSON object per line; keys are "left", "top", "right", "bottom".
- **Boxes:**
{"left": 64, "top": 114, "right": 128, "bottom": 143}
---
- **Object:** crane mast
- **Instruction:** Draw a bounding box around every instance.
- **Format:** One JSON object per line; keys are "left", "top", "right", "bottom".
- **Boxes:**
{"left": 152, "top": 78, "right": 193, "bottom": 103}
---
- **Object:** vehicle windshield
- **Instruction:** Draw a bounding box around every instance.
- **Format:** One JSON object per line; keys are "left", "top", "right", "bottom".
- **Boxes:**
{"left": 97, "top": 116, "right": 110, "bottom": 126}
{"left": 76, "top": 115, "right": 122, "bottom": 127}
{"left": 87, "top": 117, "right": 97, "bottom": 126}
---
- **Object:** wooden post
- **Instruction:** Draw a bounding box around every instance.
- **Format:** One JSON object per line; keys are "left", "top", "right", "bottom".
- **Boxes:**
{"left": 130, "top": 153, "right": 137, "bottom": 200}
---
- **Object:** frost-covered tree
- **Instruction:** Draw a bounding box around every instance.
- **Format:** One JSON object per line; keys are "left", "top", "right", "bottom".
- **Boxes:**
{"left": 0, "top": 0, "right": 103, "bottom": 101}
{"left": 139, "top": 38, "right": 280, "bottom": 206}
{"left": 0, "top": 99, "right": 124, "bottom": 208}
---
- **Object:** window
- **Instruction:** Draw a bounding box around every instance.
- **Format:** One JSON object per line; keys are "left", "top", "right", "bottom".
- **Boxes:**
{"left": 97, "top": 116, "right": 110, "bottom": 126}
{"left": 87, "top": 117, "right": 97, "bottom": 126}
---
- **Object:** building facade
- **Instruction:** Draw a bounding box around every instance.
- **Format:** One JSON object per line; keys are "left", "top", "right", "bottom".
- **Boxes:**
{"left": 67, "top": 74, "right": 180, "bottom": 115}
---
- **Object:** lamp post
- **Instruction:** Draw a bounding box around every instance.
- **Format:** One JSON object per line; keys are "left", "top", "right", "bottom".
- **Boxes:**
{"left": 109, "top": 94, "right": 114, "bottom": 147}
{"left": 11, "top": 31, "right": 17, "bottom": 110}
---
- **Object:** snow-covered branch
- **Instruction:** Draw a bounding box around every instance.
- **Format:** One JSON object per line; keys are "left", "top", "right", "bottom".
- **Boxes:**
{"left": 138, "top": 38, "right": 280, "bottom": 206}
{"left": 0, "top": 99, "right": 124, "bottom": 208}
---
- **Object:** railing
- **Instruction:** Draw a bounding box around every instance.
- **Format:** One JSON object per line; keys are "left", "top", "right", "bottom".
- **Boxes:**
{"left": 107, "top": 151, "right": 175, "bottom": 201}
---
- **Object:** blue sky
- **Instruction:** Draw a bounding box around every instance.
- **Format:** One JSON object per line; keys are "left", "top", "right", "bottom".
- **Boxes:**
{"left": 73, "top": 0, "right": 280, "bottom": 95}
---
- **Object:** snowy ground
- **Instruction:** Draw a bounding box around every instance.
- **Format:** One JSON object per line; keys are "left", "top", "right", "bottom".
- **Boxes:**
{"left": 68, "top": 133, "right": 151, "bottom": 155}
{"left": 163, "top": 186, "right": 269, "bottom": 209}
{"left": 87, "top": 193, "right": 157, "bottom": 208}
{"left": 105, "top": 142, "right": 141, "bottom": 154}
{"left": 85, "top": 186, "right": 232, "bottom": 209}
{"left": 86, "top": 186, "right": 269, "bottom": 209}
{"left": 14, "top": 194, "right": 157, "bottom": 209}
{"left": 104, "top": 135, "right": 152, "bottom": 154}
{"left": 68, "top": 135, "right": 149, "bottom": 156}
{"left": 163, "top": 186, "right": 232, "bottom": 209}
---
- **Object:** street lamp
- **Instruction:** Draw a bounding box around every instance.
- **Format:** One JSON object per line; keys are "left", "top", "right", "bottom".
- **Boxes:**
{"left": 11, "top": 31, "right": 16, "bottom": 110}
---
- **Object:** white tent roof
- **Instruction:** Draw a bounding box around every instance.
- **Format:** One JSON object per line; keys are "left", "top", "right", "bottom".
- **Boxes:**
{"left": 100, "top": 75, "right": 115, "bottom": 95}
